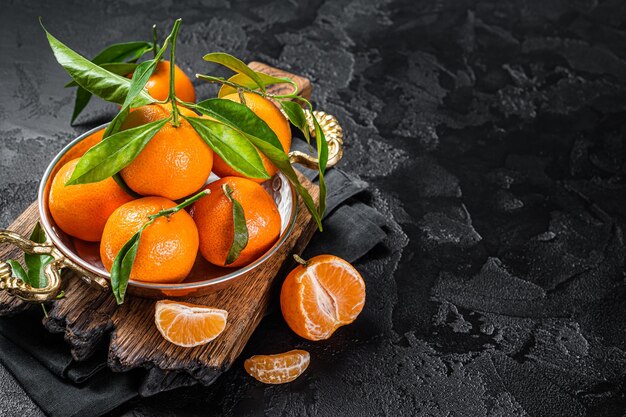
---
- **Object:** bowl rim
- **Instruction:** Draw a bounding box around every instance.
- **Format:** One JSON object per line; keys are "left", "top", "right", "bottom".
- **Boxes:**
{"left": 37, "top": 123, "right": 299, "bottom": 291}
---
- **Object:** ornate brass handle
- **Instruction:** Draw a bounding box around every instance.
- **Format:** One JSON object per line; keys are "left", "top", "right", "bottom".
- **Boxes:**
{"left": 288, "top": 110, "right": 344, "bottom": 170}
{"left": 0, "top": 230, "right": 107, "bottom": 302}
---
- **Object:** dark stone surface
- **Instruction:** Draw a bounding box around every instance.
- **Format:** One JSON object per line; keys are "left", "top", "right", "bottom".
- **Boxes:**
{"left": 2, "top": 0, "right": 626, "bottom": 415}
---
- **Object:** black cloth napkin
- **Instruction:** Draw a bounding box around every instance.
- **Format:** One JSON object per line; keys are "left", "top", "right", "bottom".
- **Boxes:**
{"left": 0, "top": 140, "right": 389, "bottom": 417}
{"left": 0, "top": 308, "right": 141, "bottom": 417}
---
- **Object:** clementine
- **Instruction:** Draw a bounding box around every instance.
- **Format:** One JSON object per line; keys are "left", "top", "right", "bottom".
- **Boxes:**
{"left": 100, "top": 196, "right": 198, "bottom": 283}
{"left": 119, "top": 103, "right": 213, "bottom": 200}
{"left": 48, "top": 158, "right": 134, "bottom": 242}
{"left": 135, "top": 60, "right": 196, "bottom": 103}
{"left": 191, "top": 176, "right": 281, "bottom": 268}
{"left": 211, "top": 92, "right": 291, "bottom": 182}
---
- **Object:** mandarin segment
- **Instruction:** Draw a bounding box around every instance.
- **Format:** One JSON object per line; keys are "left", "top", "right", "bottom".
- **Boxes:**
{"left": 119, "top": 103, "right": 213, "bottom": 200}
{"left": 244, "top": 350, "right": 310, "bottom": 384}
{"left": 48, "top": 158, "right": 134, "bottom": 242}
{"left": 155, "top": 300, "right": 227, "bottom": 347}
{"left": 100, "top": 196, "right": 199, "bottom": 283}
{"left": 211, "top": 92, "right": 291, "bottom": 182}
{"left": 280, "top": 255, "right": 366, "bottom": 341}
{"left": 191, "top": 176, "right": 281, "bottom": 268}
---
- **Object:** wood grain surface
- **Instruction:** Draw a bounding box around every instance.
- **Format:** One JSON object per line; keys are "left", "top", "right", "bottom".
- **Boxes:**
{"left": 0, "top": 64, "right": 320, "bottom": 395}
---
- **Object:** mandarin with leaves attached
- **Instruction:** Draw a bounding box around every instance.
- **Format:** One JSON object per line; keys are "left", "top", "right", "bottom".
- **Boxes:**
{"left": 100, "top": 196, "right": 198, "bottom": 283}
{"left": 191, "top": 176, "right": 281, "bottom": 268}
{"left": 49, "top": 158, "right": 134, "bottom": 242}
{"left": 119, "top": 103, "right": 213, "bottom": 200}
{"left": 211, "top": 92, "right": 291, "bottom": 182}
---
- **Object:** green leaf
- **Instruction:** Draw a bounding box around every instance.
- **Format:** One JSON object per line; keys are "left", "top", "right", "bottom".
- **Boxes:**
{"left": 121, "top": 60, "right": 156, "bottom": 109}
{"left": 91, "top": 41, "right": 153, "bottom": 65}
{"left": 311, "top": 116, "right": 329, "bottom": 218}
{"left": 67, "top": 63, "right": 139, "bottom": 122}
{"left": 100, "top": 62, "right": 139, "bottom": 75}
{"left": 245, "top": 135, "right": 322, "bottom": 230}
{"left": 280, "top": 101, "right": 310, "bottom": 143}
{"left": 312, "top": 117, "right": 329, "bottom": 175}
{"left": 103, "top": 106, "right": 130, "bottom": 139}
{"left": 218, "top": 72, "right": 297, "bottom": 98}
{"left": 40, "top": 19, "right": 153, "bottom": 106}
{"left": 194, "top": 98, "right": 284, "bottom": 150}
{"left": 120, "top": 36, "right": 170, "bottom": 110}
{"left": 222, "top": 184, "right": 249, "bottom": 265}
{"left": 6, "top": 260, "right": 28, "bottom": 283}
{"left": 101, "top": 24, "right": 171, "bottom": 138}
{"left": 110, "top": 231, "right": 141, "bottom": 304}
{"left": 65, "top": 63, "right": 138, "bottom": 88}
{"left": 66, "top": 118, "right": 168, "bottom": 185}
{"left": 70, "top": 86, "right": 93, "bottom": 123}
{"left": 25, "top": 222, "right": 54, "bottom": 288}
{"left": 185, "top": 116, "right": 269, "bottom": 179}
{"left": 203, "top": 52, "right": 266, "bottom": 92}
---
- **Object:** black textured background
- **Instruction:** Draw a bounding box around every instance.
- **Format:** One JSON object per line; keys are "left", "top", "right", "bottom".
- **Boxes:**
{"left": 2, "top": 0, "right": 626, "bottom": 416}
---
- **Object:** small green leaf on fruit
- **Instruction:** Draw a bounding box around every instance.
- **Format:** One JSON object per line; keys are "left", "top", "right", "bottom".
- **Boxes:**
{"left": 223, "top": 184, "right": 249, "bottom": 265}
{"left": 110, "top": 231, "right": 141, "bottom": 304}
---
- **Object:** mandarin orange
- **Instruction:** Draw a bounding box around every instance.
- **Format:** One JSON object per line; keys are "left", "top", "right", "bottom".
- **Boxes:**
{"left": 155, "top": 300, "right": 227, "bottom": 347}
{"left": 244, "top": 350, "right": 310, "bottom": 384}
{"left": 100, "top": 196, "right": 198, "bottom": 283}
{"left": 119, "top": 103, "right": 213, "bottom": 200}
{"left": 190, "top": 176, "right": 281, "bottom": 268}
{"left": 48, "top": 158, "right": 134, "bottom": 242}
{"left": 280, "top": 255, "right": 366, "bottom": 341}
{"left": 211, "top": 92, "right": 291, "bottom": 182}
{"left": 138, "top": 60, "right": 196, "bottom": 103}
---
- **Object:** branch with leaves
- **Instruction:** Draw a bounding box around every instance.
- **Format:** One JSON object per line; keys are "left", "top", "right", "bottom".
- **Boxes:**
{"left": 41, "top": 18, "right": 329, "bottom": 229}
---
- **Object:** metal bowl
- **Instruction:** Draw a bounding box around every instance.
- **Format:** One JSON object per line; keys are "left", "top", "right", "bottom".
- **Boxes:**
{"left": 0, "top": 110, "right": 343, "bottom": 302}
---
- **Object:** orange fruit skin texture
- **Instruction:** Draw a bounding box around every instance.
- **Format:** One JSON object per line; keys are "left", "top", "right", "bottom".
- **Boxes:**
{"left": 154, "top": 300, "right": 227, "bottom": 347}
{"left": 211, "top": 92, "right": 291, "bottom": 183}
{"left": 100, "top": 196, "right": 199, "bottom": 283}
{"left": 280, "top": 255, "right": 366, "bottom": 341}
{"left": 191, "top": 177, "right": 281, "bottom": 268}
{"left": 48, "top": 158, "right": 134, "bottom": 242}
{"left": 120, "top": 103, "right": 213, "bottom": 200}
{"left": 244, "top": 349, "right": 310, "bottom": 384}
{"left": 143, "top": 60, "right": 196, "bottom": 103}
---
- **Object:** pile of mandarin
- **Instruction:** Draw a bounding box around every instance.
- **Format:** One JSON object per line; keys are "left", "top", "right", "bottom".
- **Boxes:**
{"left": 49, "top": 64, "right": 289, "bottom": 280}
{"left": 50, "top": 58, "right": 365, "bottom": 384}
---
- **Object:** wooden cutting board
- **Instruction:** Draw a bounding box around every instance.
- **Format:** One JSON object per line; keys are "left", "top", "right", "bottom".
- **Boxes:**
{"left": 0, "top": 63, "right": 320, "bottom": 395}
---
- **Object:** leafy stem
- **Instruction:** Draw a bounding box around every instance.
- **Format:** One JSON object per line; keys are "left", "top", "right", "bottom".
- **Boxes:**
{"left": 195, "top": 56, "right": 329, "bottom": 227}
{"left": 148, "top": 189, "right": 209, "bottom": 221}
{"left": 168, "top": 18, "right": 182, "bottom": 127}
{"left": 196, "top": 74, "right": 266, "bottom": 97}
